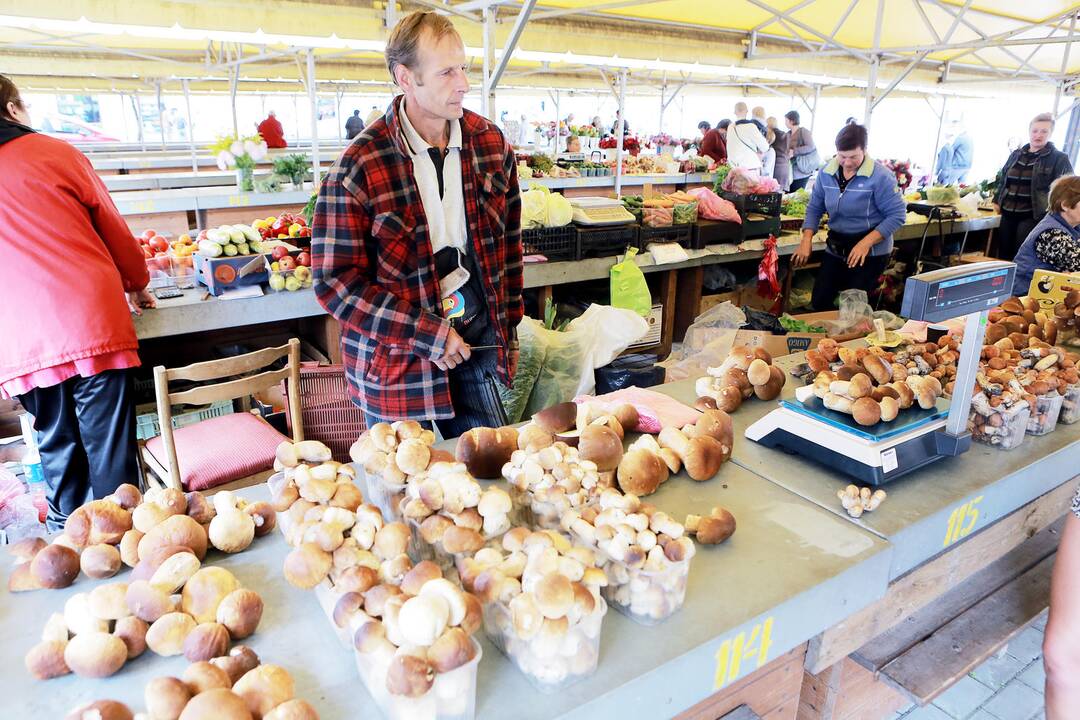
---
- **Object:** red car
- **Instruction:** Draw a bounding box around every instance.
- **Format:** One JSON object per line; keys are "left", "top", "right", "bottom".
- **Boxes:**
{"left": 38, "top": 115, "right": 118, "bottom": 143}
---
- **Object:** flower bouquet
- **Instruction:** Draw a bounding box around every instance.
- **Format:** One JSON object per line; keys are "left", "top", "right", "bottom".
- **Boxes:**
{"left": 211, "top": 133, "right": 269, "bottom": 192}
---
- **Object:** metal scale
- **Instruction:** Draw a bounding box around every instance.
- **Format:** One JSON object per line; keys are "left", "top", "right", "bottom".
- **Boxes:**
{"left": 746, "top": 261, "right": 1017, "bottom": 485}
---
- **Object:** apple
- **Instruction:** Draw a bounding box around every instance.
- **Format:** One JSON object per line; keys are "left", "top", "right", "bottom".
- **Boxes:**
{"left": 285, "top": 276, "right": 301, "bottom": 292}
{"left": 178, "top": 233, "right": 192, "bottom": 244}
{"left": 271, "top": 245, "right": 290, "bottom": 261}
{"left": 142, "top": 247, "right": 154, "bottom": 260}
{"left": 296, "top": 252, "right": 311, "bottom": 267}
{"left": 269, "top": 273, "right": 286, "bottom": 291}
{"left": 271, "top": 218, "right": 290, "bottom": 236}
{"left": 149, "top": 237, "right": 169, "bottom": 253}
{"left": 288, "top": 223, "right": 302, "bottom": 238}
{"left": 299, "top": 227, "right": 312, "bottom": 238}
{"left": 278, "top": 256, "right": 297, "bottom": 271}
{"left": 294, "top": 265, "right": 312, "bottom": 282}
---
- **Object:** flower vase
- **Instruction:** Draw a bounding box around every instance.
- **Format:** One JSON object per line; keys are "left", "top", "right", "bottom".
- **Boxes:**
{"left": 236, "top": 166, "right": 254, "bottom": 192}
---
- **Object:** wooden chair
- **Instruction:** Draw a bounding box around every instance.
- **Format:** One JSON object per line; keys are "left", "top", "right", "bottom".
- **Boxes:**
{"left": 141, "top": 338, "right": 303, "bottom": 493}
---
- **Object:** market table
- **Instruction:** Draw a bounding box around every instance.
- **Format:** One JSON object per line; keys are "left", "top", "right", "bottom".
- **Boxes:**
{"left": 2, "top": 471, "right": 891, "bottom": 719}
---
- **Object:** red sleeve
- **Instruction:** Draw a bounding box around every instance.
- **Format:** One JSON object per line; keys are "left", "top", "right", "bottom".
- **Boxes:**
{"left": 71, "top": 150, "right": 149, "bottom": 292}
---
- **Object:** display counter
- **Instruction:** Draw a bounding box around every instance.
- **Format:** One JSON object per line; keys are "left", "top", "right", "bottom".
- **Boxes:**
{"left": 92, "top": 151, "right": 343, "bottom": 174}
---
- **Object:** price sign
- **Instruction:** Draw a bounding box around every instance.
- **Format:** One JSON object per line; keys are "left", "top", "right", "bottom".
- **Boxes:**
{"left": 228, "top": 195, "right": 252, "bottom": 207}
{"left": 713, "top": 616, "right": 774, "bottom": 689}
{"left": 943, "top": 495, "right": 983, "bottom": 547}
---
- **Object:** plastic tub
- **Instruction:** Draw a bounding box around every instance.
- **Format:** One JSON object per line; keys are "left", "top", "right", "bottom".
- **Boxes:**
{"left": 970, "top": 397, "right": 1030, "bottom": 450}
{"left": 1060, "top": 384, "right": 1080, "bottom": 425}
{"left": 406, "top": 517, "right": 507, "bottom": 579}
{"left": 313, "top": 580, "right": 353, "bottom": 650}
{"left": 354, "top": 637, "right": 482, "bottom": 720}
{"left": 597, "top": 548, "right": 691, "bottom": 625}
{"left": 482, "top": 595, "right": 606, "bottom": 693}
{"left": 365, "top": 470, "right": 406, "bottom": 522}
{"left": 1027, "top": 392, "right": 1064, "bottom": 435}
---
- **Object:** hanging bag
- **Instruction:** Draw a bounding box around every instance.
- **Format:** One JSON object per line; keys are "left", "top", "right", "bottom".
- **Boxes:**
{"left": 609, "top": 247, "right": 652, "bottom": 317}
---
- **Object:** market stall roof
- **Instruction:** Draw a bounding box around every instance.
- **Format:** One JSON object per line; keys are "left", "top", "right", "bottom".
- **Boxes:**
{"left": 1, "top": 0, "right": 1076, "bottom": 100}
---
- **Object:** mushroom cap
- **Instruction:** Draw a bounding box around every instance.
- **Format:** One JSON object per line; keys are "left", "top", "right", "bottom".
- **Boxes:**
{"left": 455, "top": 426, "right": 519, "bottom": 479}
{"left": 851, "top": 397, "right": 882, "bottom": 426}
{"left": 577, "top": 425, "right": 623, "bottom": 472}
{"left": 683, "top": 436, "right": 726, "bottom": 481}
{"left": 532, "top": 402, "right": 578, "bottom": 433}
{"left": 616, "top": 449, "right": 668, "bottom": 497}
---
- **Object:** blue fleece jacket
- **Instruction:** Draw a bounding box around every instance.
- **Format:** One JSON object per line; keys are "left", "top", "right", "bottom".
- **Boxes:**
{"left": 802, "top": 155, "right": 908, "bottom": 257}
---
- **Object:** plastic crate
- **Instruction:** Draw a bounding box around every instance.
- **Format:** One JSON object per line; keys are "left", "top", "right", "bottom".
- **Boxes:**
{"left": 577, "top": 224, "right": 639, "bottom": 258}
{"left": 742, "top": 216, "right": 782, "bottom": 239}
{"left": 282, "top": 364, "right": 366, "bottom": 463}
{"left": 135, "top": 399, "right": 234, "bottom": 441}
{"left": 521, "top": 225, "right": 578, "bottom": 261}
{"left": 690, "top": 220, "right": 743, "bottom": 249}
{"left": 638, "top": 223, "right": 694, "bottom": 248}
{"left": 721, "top": 191, "right": 782, "bottom": 217}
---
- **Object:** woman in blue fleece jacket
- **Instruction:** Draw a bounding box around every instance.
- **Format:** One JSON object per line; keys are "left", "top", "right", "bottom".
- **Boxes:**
{"left": 793, "top": 122, "right": 907, "bottom": 311}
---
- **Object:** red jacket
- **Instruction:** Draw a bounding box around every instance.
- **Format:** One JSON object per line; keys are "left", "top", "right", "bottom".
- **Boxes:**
{"left": 0, "top": 133, "right": 148, "bottom": 386}
{"left": 700, "top": 128, "right": 727, "bottom": 164}
{"left": 312, "top": 96, "right": 523, "bottom": 420}
{"left": 258, "top": 117, "right": 287, "bottom": 148}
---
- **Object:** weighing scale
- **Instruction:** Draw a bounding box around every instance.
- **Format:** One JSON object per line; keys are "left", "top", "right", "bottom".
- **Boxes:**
{"left": 568, "top": 196, "right": 636, "bottom": 226}
{"left": 746, "top": 261, "right": 1016, "bottom": 485}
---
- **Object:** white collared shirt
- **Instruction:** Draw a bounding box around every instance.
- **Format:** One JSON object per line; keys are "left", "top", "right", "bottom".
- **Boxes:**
{"left": 399, "top": 100, "right": 468, "bottom": 254}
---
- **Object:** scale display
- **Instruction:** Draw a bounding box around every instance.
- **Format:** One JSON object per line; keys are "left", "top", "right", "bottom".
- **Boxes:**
{"left": 901, "top": 261, "right": 1015, "bottom": 323}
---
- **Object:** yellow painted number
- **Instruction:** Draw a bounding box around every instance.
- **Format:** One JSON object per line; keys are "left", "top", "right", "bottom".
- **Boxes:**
{"left": 714, "top": 617, "right": 774, "bottom": 689}
{"left": 229, "top": 195, "right": 251, "bottom": 207}
{"left": 943, "top": 495, "right": 983, "bottom": 547}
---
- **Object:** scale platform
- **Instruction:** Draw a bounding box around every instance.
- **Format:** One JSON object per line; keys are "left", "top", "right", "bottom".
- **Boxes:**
{"left": 746, "top": 395, "right": 952, "bottom": 486}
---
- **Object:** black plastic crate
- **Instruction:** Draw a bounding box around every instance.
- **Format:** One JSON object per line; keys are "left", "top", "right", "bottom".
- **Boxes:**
{"left": 577, "top": 224, "right": 639, "bottom": 258}
{"left": 638, "top": 223, "right": 694, "bottom": 248}
{"left": 742, "top": 216, "right": 782, "bottom": 239}
{"left": 521, "top": 225, "right": 579, "bottom": 261}
{"left": 690, "top": 220, "right": 743, "bottom": 249}
{"left": 720, "top": 191, "right": 782, "bottom": 217}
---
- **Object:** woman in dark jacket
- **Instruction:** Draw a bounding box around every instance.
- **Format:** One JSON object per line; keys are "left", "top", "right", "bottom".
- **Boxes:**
{"left": 994, "top": 112, "right": 1073, "bottom": 261}
{"left": 1013, "top": 176, "right": 1080, "bottom": 295}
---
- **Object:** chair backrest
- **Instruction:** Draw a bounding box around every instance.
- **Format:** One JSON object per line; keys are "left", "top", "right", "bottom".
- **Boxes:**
{"left": 152, "top": 338, "right": 303, "bottom": 488}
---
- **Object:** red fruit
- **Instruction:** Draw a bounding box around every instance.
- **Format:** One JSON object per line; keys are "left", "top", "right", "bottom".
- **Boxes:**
{"left": 142, "top": 247, "right": 154, "bottom": 259}
{"left": 295, "top": 217, "right": 307, "bottom": 227}
{"left": 142, "top": 229, "right": 157, "bottom": 239}
{"left": 259, "top": 227, "right": 271, "bottom": 239}
{"left": 271, "top": 218, "right": 289, "bottom": 235}
{"left": 197, "top": 229, "right": 209, "bottom": 241}
{"left": 299, "top": 227, "right": 312, "bottom": 238}
{"left": 271, "top": 246, "right": 290, "bottom": 261}
{"left": 149, "top": 237, "right": 169, "bottom": 253}
{"left": 296, "top": 252, "right": 311, "bottom": 267}
{"left": 278, "top": 256, "right": 297, "bottom": 271}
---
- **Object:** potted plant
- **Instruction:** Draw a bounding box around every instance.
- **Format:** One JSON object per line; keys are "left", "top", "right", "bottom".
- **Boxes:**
{"left": 273, "top": 154, "right": 310, "bottom": 189}
{"left": 211, "top": 133, "right": 268, "bottom": 192}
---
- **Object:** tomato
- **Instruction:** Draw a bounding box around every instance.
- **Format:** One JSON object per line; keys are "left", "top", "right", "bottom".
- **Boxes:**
{"left": 142, "top": 229, "right": 157, "bottom": 239}
{"left": 149, "top": 237, "right": 169, "bottom": 253}
{"left": 271, "top": 245, "right": 290, "bottom": 260}
{"left": 142, "top": 247, "right": 154, "bottom": 259}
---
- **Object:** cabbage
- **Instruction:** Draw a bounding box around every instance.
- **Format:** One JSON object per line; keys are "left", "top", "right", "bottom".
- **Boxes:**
{"left": 521, "top": 183, "right": 572, "bottom": 228}
{"left": 927, "top": 185, "right": 960, "bottom": 205}
{"left": 547, "top": 192, "right": 573, "bottom": 226}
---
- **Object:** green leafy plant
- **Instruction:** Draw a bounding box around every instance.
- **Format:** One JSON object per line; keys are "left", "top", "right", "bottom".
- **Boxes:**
{"left": 301, "top": 192, "right": 317, "bottom": 226}
{"left": 543, "top": 296, "right": 569, "bottom": 331}
{"left": 273, "top": 154, "right": 310, "bottom": 185}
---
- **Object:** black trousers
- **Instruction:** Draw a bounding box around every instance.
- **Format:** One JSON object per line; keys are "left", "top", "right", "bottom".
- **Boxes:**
{"left": 789, "top": 176, "right": 810, "bottom": 192}
{"left": 995, "top": 210, "right": 1038, "bottom": 262}
{"left": 18, "top": 369, "right": 141, "bottom": 531}
{"left": 811, "top": 252, "right": 890, "bottom": 311}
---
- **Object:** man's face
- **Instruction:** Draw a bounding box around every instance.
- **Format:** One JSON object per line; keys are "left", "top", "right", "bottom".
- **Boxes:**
{"left": 399, "top": 31, "right": 469, "bottom": 121}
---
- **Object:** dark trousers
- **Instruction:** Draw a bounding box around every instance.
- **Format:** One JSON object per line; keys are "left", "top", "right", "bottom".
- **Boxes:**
{"left": 789, "top": 176, "right": 810, "bottom": 192}
{"left": 995, "top": 210, "right": 1037, "bottom": 261}
{"left": 811, "top": 252, "right": 890, "bottom": 311}
{"left": 18, "top": 369, "right": 141, "bottom": 531}
{"left": 364, "top": 354, "right": 508, "bottom": 439}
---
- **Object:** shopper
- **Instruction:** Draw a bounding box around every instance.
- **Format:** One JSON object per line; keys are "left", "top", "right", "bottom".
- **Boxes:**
{"left": 786, "top": 110, "right": 819, "bottom": 191}
{"left": 793, "top": 122, "right": 907, "bottom": 311}
{"left": 1012, "top": 176, "right": 1080, "bottom": 295}
{"left": 948, "top": 123, "right": 974, "bottom": 184}
{"left": 1045, "top": 487, "right": 1080, "bottom": 720}
{"left": 728, "top": 102, "right": 769, "bottom": 171}
{"left": 312, "top": 11, "right": 522, "bottom": 435}
{"left": 697, "top": 120, "right": 726, "bottom": 164}
{"left": 752, "top": 107, "right": 775, "bottom": 177}
{"left": 993, "top": 112, "right": 1073, "bottom": 260}
{"left": 612, "top": 113, "right": 630, "bottom": 135}
{"left": 767, "top": 116, "right": 790, "bottom": 191}
{"left": 935, "top": 139, "right": 954, "bottom": 185}
{"left": 0, "top": 75, "right": 153, "bottom": 531}
{"left": 365, "top": 105, "right": 384, "bottom": 126}
{"left": 345, "top": 110, "right": 364, "bottom": 140}
{"left": 258, "top": 110, "right": 287, "bottom": 148}
{"left": 591, "top": 115, "right": 604, "bottom": 133}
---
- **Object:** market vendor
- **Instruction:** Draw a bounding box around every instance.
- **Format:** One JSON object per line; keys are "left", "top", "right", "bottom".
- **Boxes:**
{"left": 257, "top": 110, "right": 287, "bottom": 149}
{"left": 793, "top": 122, "right": 907, "bottom": 311}
{"left": 697, "top": 120, "right": 726, "bottom": 164}
{"left": 565, "top": 134, "right": 581, "bottom": 153}
{"left": 312, "top": 11, "right": 522, "bottom": 436}
{"left": 0, "top": 75, "right": 153, "bottom": 531}
{"left": 1012, "top": 175, "right": 1080, "bottom": 295}
{"left": 993, "top": 112, "right": 1073, "bottom": 261}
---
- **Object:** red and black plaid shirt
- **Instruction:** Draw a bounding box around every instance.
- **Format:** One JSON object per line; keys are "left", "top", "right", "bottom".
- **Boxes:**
{"left": 312, "top": 96, "right": 523, "bottom": 420}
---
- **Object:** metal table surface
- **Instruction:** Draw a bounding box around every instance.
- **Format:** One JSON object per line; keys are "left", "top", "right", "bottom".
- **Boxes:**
{"left": 2, "top": 470, "right": 890, "bottom": 719}
{"left": 660, "top": 364, "right": 1079, "bottom": 581}
{"left": 112, "top": 186, "right": 314, "bottom": 216}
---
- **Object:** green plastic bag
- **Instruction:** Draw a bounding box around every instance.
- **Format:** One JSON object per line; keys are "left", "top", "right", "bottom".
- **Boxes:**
{"left": 610, "top": 247, "right": 652, "bottom": 317}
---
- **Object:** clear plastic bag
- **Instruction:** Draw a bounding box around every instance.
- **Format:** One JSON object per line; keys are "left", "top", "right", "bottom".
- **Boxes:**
{"left": 657, "top": 302, "right": 746, "bottom": 382}
{"left": 829, "top": 289, "right": 875, "bottom": 336}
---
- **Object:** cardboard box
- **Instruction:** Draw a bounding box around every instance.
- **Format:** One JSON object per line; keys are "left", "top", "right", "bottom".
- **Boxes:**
{"left": 629, "top": 304, "right": 664, "bottom": 350}
{"left": 788, "top": 310, "right": 867, "bottom": 342}
{"left": 699, "top": 291, "right": 741, "bottom": 315}
{"left": 732, "top": 328, "right": 824, "bottom": 356}
{"left": 1026, "top": 269, "right": 1080, "bottom": 316}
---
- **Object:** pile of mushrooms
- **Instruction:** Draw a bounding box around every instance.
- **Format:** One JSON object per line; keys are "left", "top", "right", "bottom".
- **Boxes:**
{"left": 696, "top": 345, "right": 786, "bottom": 412}
{"left": 26, "top": 559, "right": 262, "bottom": 681}
{"left": 349, "top": 422, "right": 441, "bottom": 519}
{"left": 64, "top": 646, "right": 320, "bottom": 720}
{"left": 836, "top": 485, "right": 887, "bottom": 518}
{"left": 501, "top": 439, "right": 608, "bottom": 531}
{"left": 457, "top": 527, "right": 606, "bottom": 688}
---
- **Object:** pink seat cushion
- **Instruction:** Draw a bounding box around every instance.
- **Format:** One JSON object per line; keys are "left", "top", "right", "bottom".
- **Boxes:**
{"left": 145, "top": 412, "right": 289, "bottom": 491}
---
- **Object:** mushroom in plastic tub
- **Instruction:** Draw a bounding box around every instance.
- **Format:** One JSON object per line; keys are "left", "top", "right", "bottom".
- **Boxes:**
{"left": 968, "top": 388, "right": 1031, "bottom": 451}
{"left": 1061, "top": 383, "right": 1080, "bottom": 425}
{"left": 350, "top": 422, "right": 438, "bottom": 522}
{"left": 501, "top": 439, "right": 607, "bottom": 532}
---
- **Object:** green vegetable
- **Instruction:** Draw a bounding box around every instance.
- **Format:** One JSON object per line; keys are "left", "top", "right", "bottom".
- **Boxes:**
{"left": 530, "top": 153, "right": 554, "bottom": 174}
{"left": 301, "top": 192, "right": 317, "bottom": 226}
{"left": 673, "top": 201, "right": 698, "bottom": 225}
{"left": 272, "top": 154, "right": 310, "bottom": 185}
{"left": 779, "top": 314, "right": 826, "bottom": 333}
{"left": 712, "top": 164, "right": 732, "bottom": 193}
{"left": 782, "top": 188, "right": 810, "bottom": 218}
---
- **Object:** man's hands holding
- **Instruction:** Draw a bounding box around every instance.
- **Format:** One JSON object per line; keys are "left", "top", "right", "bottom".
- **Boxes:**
{"left": 433, "top": 328, "right": 471, "bottom": 371}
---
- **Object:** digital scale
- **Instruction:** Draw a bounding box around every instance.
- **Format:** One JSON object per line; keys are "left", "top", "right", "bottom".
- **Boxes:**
{"left": 746, "top": 261, "right": 1016, "bottom": 485}
{"left": 568, "top": 196, "right": 636, "bottom": 226}
{"left": 557, "top": 152, "right": 586, "bottom": 163}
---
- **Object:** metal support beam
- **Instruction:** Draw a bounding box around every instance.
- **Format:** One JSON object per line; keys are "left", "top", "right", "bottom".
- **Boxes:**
{"left": 307, "top": 49, "right": 321, "bottom": 188}
{"left": 928, "top": 95, "right": 948, "bottom": 184}
{"left": 385, "top": 0, "right": 399, "bottom": 28}
{"left": 864, "top": 0, "right": 885, "bottom": 128}
{"left": 744, "top": 0, "right": 869, "bottom": 62}
{"left": 615, "top": 68, "right": 627, "bottom": 197}
{"left": 1055, "top": 12, "right": 1078, "bottom": 115}
{"left": 181, "top": 79, "right": 197, "bottom": 172}
{"left": 597, "top": 68, "right": 621, "bottom": 102}
{"left": 810, "top": 84, "right": 820, "bottom": 134}
{"left": 481, "top": 6, "right": 494, "bottom": 118}
{"left": 155, "top": 82, "right": 166, "bottom": 150}
{"left": 489, "top": 0, "right": 537, "bottom": 92}
{"left": 131, "top": 92, "right": 145, "bottom": 152}
{"left": 229, "top": 62, "right": 240, "bottom": 137}
{"left": 531, "top": 0, "right": 656, "bottom": 22}
{"left": 409, "top": 0, "right": 478, "bottom": 23}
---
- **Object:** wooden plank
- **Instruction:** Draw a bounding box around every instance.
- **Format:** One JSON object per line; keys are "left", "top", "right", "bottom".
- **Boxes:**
{"left": 721, "top": 706, "right": 762, "bottom": 720}
{"left": 805, "top": 480, "right": 1075, "bottom": 674}
{"left": 657, "top": 269, "right": 677, "bottom": 358}
{"left": 170, "top": 367, "right": 292, "bottom": 406}
{"left": 853, "top": 518, "right": 1063, "bottom": 672}
{"left": 673, "top": 265, "right": 704, "bottom": 342}
{"left": 123, "top": 211, "right": 190, "bottom": 237}
{"left": 676, "top": 643, "right": 805, "bottom": 720}
{"left": 877, "top": 553, "right": 1055, "bottom": 706}
{"left": 796, "top": 657, "right": 909, "bottom": 720}
{"left": 168, "top": 343, "right": 291, "bottom": 382}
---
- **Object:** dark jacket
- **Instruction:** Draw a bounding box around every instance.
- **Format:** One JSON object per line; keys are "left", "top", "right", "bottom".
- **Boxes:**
{"left": 345, "top": 115, "right": 364, "bottom": 140}
{"left": 995, "top": 142, "right": 1073, "bottom": 220}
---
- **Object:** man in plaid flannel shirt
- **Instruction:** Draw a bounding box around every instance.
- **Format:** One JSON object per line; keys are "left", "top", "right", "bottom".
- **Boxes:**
{"left": 312, "top": 12, "right": 522, "bottom": 436}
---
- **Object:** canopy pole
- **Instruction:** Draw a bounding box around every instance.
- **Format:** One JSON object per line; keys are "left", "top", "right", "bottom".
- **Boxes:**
{"left": 615, "top": 68, "right": 627, "bottom": 197}
{"left": 336, "top": 87, "right": 344, "bottom": 142}
{"left": 181, "top": 79, "right": 197, "bottom": 173}
{"left": 481, "top": 6, "right": 494, "bottom": 119}
{"left": 230, "top": 65, "right": 240, "bottom": 138}
{"left": 658, "top": 72, "right": 667, "bottom": 135}
{"left": 132, "top": 93, "right": 145, "bottom": 152}
{"left": 307, "top": 49, "right": 321, "bottom": 188}
{"left": 928, "top": 95, "right": 949, "bottom": 186}
{"left": 554, "top": 89, "right": 561, "bottom": 155}
{"left": 863, "top": 0, "right": 885, "bottom": 129}
{"left": 1054, "top": 12, "right": 1077, "bottom": 116}
{"left": 810, "top": 85, "right": 820, "bottom": 135}
{"left": 155, "top": 82, "right": 166, "bottom": 150}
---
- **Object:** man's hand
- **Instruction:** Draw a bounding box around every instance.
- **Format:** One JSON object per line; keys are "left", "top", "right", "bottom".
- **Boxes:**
{"left": 433, "top": 328, "right": 471, "bottom": 371}
{"left": 847, "top": 238, "right": 875, "bottom": 268}
{"left": 127, "top": 288, "right": 156, "bottom": 315}
{"left": 792, "top": 230, "right": 815, "bottom": 268}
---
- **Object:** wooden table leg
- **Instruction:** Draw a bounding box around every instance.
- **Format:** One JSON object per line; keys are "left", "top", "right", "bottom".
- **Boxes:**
{"left": 657, "top": 269, "right": 677, "bottom": 358}
{"left": 674, "top": 265, "right": 704, "bottom": 343}
{"left": 536, "top": 285, "right": 554, "bottom": 319}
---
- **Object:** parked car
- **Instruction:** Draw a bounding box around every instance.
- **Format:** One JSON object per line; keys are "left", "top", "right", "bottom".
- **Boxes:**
{"left": 37, "top": 115, "right": 118, "bottom": 143}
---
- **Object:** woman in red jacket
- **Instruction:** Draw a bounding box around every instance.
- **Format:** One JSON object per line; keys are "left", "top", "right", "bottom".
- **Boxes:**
{"left": 0, "top": 75, "right": 154, "bottom": 531}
